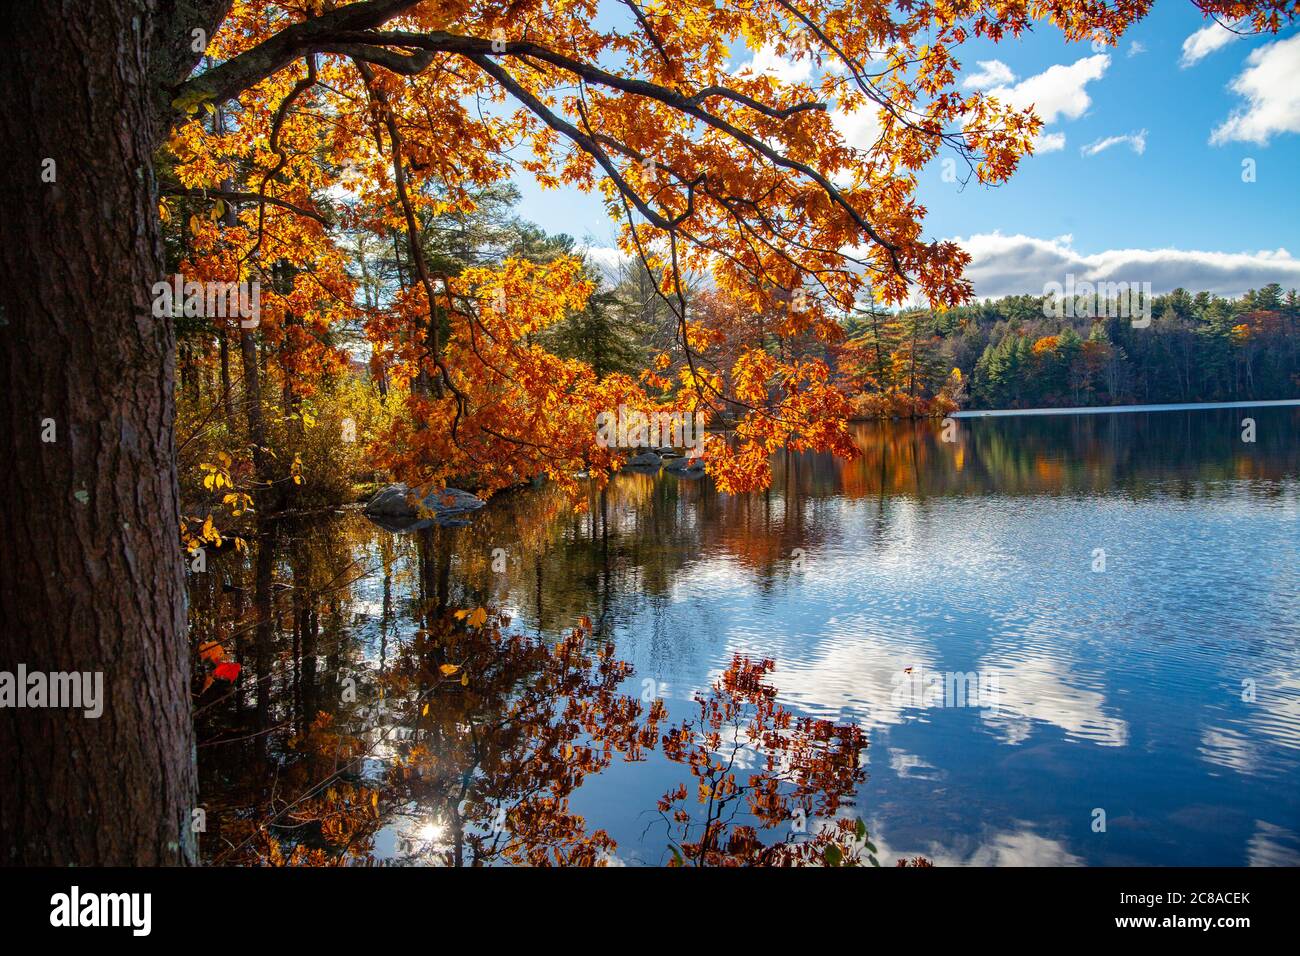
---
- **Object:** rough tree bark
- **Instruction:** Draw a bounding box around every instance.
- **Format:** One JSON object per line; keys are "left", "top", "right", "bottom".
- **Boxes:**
{"left": 0, "top": 0, "right": 228, "bottom": 865}
{"left": 0, "top": 0, "right": 666, "bottom": 865}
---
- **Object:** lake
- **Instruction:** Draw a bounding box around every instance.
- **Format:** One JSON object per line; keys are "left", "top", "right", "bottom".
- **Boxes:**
{"left": 192, "top": 404, "right": 1300, "bottom": 866}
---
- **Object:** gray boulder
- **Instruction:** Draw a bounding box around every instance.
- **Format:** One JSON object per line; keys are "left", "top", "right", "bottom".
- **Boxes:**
{"left": 364, "top": 483, "right": 485, "bottom": 530}
{"left": 364, "top": 483, "right": 418, "bottom": 517}
{"left": 665, "top": 455, "right": 706, "bottom": 476}
{"left": 624, "top": 451, "right": 662, "bottom": 470}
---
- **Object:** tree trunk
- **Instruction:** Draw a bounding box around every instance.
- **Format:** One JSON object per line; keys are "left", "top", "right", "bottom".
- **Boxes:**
{"left": 240, "top": 326, "right": 276, "bottom": 510}
{"left": 0, "top": 1, "right": 197, "bottom": 864}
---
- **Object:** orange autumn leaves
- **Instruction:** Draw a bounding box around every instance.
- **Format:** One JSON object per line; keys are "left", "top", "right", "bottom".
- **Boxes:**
{"left": 167, "top": 0, "right": 1296, "bottom": 503}
{"left": 224, "top": 605, "right": 882, "bottom": 866}
{"left": 383, "top": 609, "right": 665, "bottom": 866}
{"left": 369, "top": 256, "right": 640, "bottom": 500}
{"left": 658, "top": 654, "right": 894, "bottom": 866}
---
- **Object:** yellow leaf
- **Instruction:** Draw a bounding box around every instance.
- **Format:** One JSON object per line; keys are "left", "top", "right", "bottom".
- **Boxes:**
{"left": 421, "top": 702, "right": 429, "bottom": 716}
{"left": 439, "top": 663, "right": 461, "bottom": 677}
{"left": 468, "top": 607, "right": 487, "bottom": 628}
{"left": 454, "top": 609, "right": 470, "bottom": 620}
{"left": 171, "top": 88, "right": 214, "bottom": 115}
{"left": 460, "top": 673, "right": 469, "bottom": 687}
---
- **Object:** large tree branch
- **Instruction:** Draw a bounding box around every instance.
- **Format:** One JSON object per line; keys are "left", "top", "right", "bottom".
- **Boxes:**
{"left": 173, "top": 16, "right": 902, "bottom": 268}
{"left": 151, "top": 0, "right": 235, "bottom": 90}
{"left": 468, "top": 55, "right": 682, "bottom": 232}
{"left": 326, "top": 31, "right": 900, "bottom": 258}
{"left": 166, "top": 0, "right": 422, "bottom": 125}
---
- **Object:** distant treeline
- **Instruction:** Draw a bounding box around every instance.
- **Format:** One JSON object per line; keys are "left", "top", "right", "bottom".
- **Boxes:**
{"left": 843, "top": 284, "right": 1300, "bottom": 413}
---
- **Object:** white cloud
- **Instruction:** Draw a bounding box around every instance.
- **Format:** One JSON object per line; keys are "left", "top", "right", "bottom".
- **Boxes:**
{"left": 582, "top": 245, "right": 626, "bottom": 273}
{"left": 1127, "top": 40, "right": 1147, "bottom": 58}
{"left": 1199, "top": 726, "right": 1261, "bottom": 774}
{"left": 1210, "top": 33, "right": 1300, "bottom": 145}
{"left": 1180, "top": 19, "right": 1245, "bottom": 68}
{"left": 830, "top": 101, "right": 883, "bottom": 151}
{"left": 954, "top": 232, "right": 1300, "bottom": 299}
{"left": 986, "top": 54, "right": 1110, "bottom": 124}
{"left": 963, "top": 59, "right": 1016, "bottom": 90}
{"left": 1080, "top": 128, "right": 1147, "bottom": 157}
{"left": 734, "top": 42, "right": 813, "bottom": 85}
{"left": 1033, "top": 131, "right": 1067, "bottom": 153}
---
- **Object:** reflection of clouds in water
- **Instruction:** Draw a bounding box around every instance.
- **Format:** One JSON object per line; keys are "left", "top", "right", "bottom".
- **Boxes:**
{"left": 1199, "top": 726, "right": 1261, "bottom": 774}
{"left": 867, "top": 819, "right": 1084, "bottom": 866}
{"left": 888, "top": 748, "right": 942, "bottom": 780}
{"left": 1201, "top": 664, "right": 1300, "bottom": 774}
{"left": 724, "top": 613, "right": 938, "bottom": 730}
{"left": 1246, "top": 821, "right": 1300, "bottom": 866}
{"left": 666, "top": 554, "right": 750, "bottom": 597}
{"left": 1250, "top": 666, "right": 1300, "bottom": 752}
{"left": 977, "top": 651, "right": 1128, "bottom": 747}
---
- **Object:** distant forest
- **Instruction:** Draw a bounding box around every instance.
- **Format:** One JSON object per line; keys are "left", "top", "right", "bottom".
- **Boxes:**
{"left": 843, "top": 284, "right": 1300, "bottom": 414}
{"left": 170, "top": 177, "right": 1300, "bottom": 432}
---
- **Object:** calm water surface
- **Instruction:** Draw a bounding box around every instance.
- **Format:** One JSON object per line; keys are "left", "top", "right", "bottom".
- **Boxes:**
{"left": 193, "top": 406, "right": 1300, "bottom": 865}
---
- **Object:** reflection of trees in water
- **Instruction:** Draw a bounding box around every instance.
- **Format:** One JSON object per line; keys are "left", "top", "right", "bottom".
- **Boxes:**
{"left": 839, "top": 410, "right": 1299, "bottom": 500}
{"left": 380, "top": 612, "right": 663, "bottom": 866}
{"left": 189, "top": 410, "right": 1296, "bottom": 864}
{"left": 192, "top": 513, "right": 380, "bottom": 864}
{"left": 658, "top": 655, "right": 873, "bottom": 866}
{"left": 191, "top": 510, "right": 668, "bottom": 865}
{"left": 190, "top": 513, "right": 880, "bottom": 865}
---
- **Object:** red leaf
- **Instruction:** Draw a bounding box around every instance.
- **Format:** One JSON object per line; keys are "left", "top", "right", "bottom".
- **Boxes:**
{"left": 213, "top": 661, "right": 242, "bottom": 682}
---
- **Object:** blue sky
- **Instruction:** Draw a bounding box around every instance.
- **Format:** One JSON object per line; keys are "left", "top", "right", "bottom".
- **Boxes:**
{"left": 510, "top": 3, "right": 1300, "bottom": 298}
{"left": 920, "top": 4, "right": 1299, "bottom": 253}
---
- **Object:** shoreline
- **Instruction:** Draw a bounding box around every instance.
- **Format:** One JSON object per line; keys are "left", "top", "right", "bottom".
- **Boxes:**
{"left": 949, "top": 399, "right": 1300, "bottom": 419}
